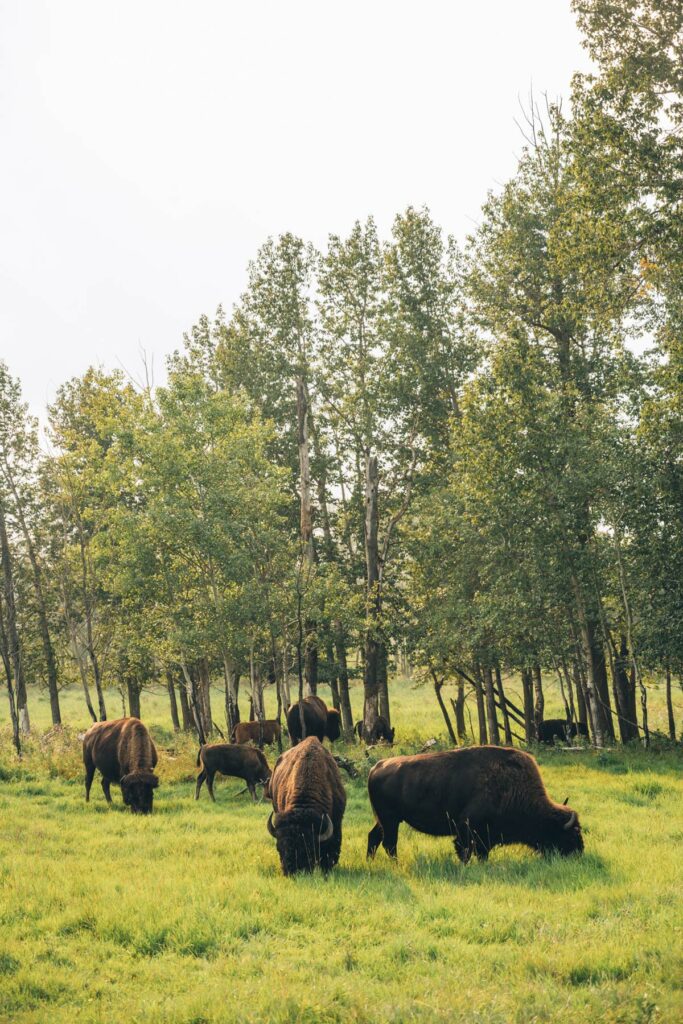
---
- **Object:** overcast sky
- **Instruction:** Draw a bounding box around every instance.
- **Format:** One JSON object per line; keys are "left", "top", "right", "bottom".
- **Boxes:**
{"left": 0, "top": 1, "right": 591, "bottom": 415}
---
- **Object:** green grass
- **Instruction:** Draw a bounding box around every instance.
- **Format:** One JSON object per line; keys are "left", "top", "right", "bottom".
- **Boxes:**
{"left": 1, "top": 678, "right": 682, "bottom": 1023}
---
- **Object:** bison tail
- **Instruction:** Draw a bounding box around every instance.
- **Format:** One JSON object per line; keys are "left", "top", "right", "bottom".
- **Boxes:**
{"left": 196, "top": 748, "right": 202, "bottom": 767}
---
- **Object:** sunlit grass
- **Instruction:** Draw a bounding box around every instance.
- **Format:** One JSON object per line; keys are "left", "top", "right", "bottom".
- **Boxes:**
{"left": 1, "top": 679, "right": 681, "bottom": 1022}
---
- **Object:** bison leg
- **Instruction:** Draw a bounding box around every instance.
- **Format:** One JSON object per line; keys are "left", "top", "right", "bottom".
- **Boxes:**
{"left": 206, "top": 771, "right": 216, "bottom": 802}
{"left": 101, "top": 778, "right": 113, "bottom": 805}
{"left": 380, "top": 819, "right": 400, "bottom": 859}
{"left": 320, "top": 825, "right": 342, "bottom": 873}
{"left": 367, "top": 822, "right": 384, "bottom": 859}
{"left": 453, "top": 833, "right": 473, "bottom": 865}
{"left": 247, "top": 781, "right": 258, "bottom": 802}
{"left": 195, "top": 769, "right": 207, "bottom": 800}
{"left": 84, "top": 762, "right": 95, "bottom": 803}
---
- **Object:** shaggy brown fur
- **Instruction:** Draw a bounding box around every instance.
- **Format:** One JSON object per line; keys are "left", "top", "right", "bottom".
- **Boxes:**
{"left": 196, "top": 743, "right": 271, "bottom": 802}
{"left": 366, "top": 745, "right": 583, "bottom": 861}
{"left": 83, "top": 718, "right": 159, "bottom": 814}
{"left": 232, "top": 720, "right": 282, "bottom": 748}
{"left": 267, "top": 736, "right": 346, "bottom": 875}
{"left": 286, "top": 695, "right": 341, "bottom": 746}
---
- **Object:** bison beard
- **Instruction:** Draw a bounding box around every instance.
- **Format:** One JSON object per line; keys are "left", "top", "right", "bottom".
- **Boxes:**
{"left": 266, "top": 736, "right": 346, "bottom": 876}
{"left": 366, "top": 746, "right": 584, "bottom": 862}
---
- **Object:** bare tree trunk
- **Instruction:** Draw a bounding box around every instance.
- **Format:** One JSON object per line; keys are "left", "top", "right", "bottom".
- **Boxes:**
{"left": 223, "top": 656, "right": 240, "bottom": 737}
{"left": 521, "top": 667, "right": 535, "bottom": 743}
{"left": 473, "top": 666, "right": 488, "bottom": 745}
{"left": 0, "top": 504, "right": 29, "bottom": 733}
{"left": 483, "top": 665, "right": 500, "bottom": 745}
{"left": 196, "top": 658, "right": 213, "bottom": 738}
{"left": 166, "top": 669, "right": 180, "bottom": 732}
{"left": 614, "top": 532, "right": 648, "bottom": 747}
{"left": 176, "top": 670, "right": 193, "bottom": 731}
{"left": 666, "top": 661, "right": 676, "bottom": 742}
{"left": 363, "top": 453, "right": 381, "bottom": 741}
{"left": 495, "top": 664, "right": 512, "bottom": 745}
{"left": 378, "top": 642, "right": 391, "bottom": 724}
{"left": 571, "top": 575, "right": 608, "bottom": 747}
{"left": 572, "top": 658, "right": 588, "bottom": 728}
{"left": 431, "top": 670, "right": 457, "bottom": 745}
{"left": 181, "top": 661, "right": 206, "bottom": 746}
{"left": 250, "top": 648, "right": 265, "bottom": 721}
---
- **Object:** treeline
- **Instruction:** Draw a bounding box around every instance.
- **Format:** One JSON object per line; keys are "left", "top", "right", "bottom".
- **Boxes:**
{"left": 1, "top": 0, "right": 681, "bottom": 753}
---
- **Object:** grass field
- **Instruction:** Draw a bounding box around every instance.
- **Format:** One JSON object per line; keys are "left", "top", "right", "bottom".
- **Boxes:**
{"left": 1, "top": 677, "right": 682, "bottom": 1023}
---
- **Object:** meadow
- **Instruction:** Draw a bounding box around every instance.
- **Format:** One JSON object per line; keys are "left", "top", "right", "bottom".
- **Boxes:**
{"left": 1, "top": 677, "right": 682, "bottom": 1024}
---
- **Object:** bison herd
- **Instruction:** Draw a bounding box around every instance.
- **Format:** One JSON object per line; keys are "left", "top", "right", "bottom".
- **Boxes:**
{"left": 82, "top": 694, "right": 585, "bottom": 876}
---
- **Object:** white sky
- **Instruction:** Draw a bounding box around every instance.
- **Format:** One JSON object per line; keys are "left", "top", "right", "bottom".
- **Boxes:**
{"left": 0, "top": 1, "right": 592, "bottom": 415}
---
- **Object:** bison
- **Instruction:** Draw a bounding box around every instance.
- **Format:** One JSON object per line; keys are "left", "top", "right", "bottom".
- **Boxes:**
{"left": 537, "top": 719, "right": 589, "bottom": 745}
{"left": 286, "top": 695, "right": 341, "bottom": 746}
{"left": 366, "top": 745, "right": 583, "bottom": 862}
{"left": 195, "top": 743, "right": 271, "bottom": 802}
{"left": 354, "top": 716, "right": 395, "bottom": 745}
{"left": 232, "top": 720, "right": 282, "bottom": 748}
{"left": 83, "top": 718, "right": 159, "bottom": 814}
{"left": 266, "top": 736, "right": 346, "bottom": 875}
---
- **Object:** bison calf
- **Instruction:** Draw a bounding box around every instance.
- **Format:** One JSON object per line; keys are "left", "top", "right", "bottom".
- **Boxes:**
{"left": 286, "top": 695, "right": 341, "bottom": 746}
{"left": 232, "top": 720, "right": 282, "bottom": 748}
{"left": 354, "top": 716, "right": 395, "bottom": 745}
{"left": 83, "top": 718, "right": 159, "bottom": 815}
{"left": 367, "top": 745, "right": 583, "bottom": 862}
{"left": 267, "top": 736, "right": 346, "bottom": 876}
{"left": 538, "top": 719, "right": 589, "bottom": 745}
{"left": 195, "top": 743, "right": 271, "bottom": 802}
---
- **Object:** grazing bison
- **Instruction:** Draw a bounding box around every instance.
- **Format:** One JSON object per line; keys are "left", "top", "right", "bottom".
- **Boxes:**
{"left": 286, "top": 695, "right": 341, "bottom": 746}
{"left": 83, "top": 718, "right": 159, "bottom": 814}
{"left": 232, "top": 720, "right": 282, "bottom": 748}
{"left": 366, "top": 745, "right": 583, "bottom": 862}
{"left": 195, "top": 743, "right": 271, "bottom": 802}
{"left": 354, "top": 716, "right": 395, "bottom": 745}
{"left": 267, "top": 736, "right": 346, "bottom": 875}
{"left": 538, "top": 719, "right": 589, "bottom": 745}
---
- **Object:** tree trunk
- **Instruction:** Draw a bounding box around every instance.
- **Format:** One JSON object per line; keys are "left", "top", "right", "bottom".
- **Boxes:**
{"left": 223, "top": 657, "right": 240, "bottom": 737}
{"left": 453, "top": 678, "right": 467, "bottom": 741}
{"left": 296, "top": 376, "right": 318, "bottom": 696}
{"left": 250, "top": 649, "right": 265, "bottom": 721}
{"left": 614, "top": 530, "right": 647, "bottom": 746}
{"left": 495, "top": 664, "right": 512, "bottom": 745}
{"left": 0, "top": 504, "right": 29, "bottom": 733}
{"left": 378, "top": 641, "right": 391, "bottom": 724}
{"left": 483, "top": 665, "right": 500, "bottom": 745}
{"left": 126, "top": 678, "right": 141, "bottom": 719}
{"left": 666, "top": 661, "right": 676, "bottom": 742}
{"left": 431, "top": 671, "right": 457, "bottom": 745}
{"left": 571, "top": 575, "right": 608, "bottom": 747}
{"left": 610, "top": 636, "right": 639, "bottom": 742}
{"left": 521, "top": 667, "right": 535, "bottom": 743}
{"left": 473, "top": 666, "right": 488, "bottom": 745}
{"left": 334, "top": 631, "right": 354, "bottom": 738}
{"left": 572, "top": 658, "right": 588, "bottom": 727}
{"left": 177, "top": 670, "right": 193, "bottom": 731}
{"left": 532, "top": 663, "right": 544, "bottom": 735}
{"left": 0, "top": 591, "right": 20, "bottom": 755}
{"left": 166, "top": 670, "right": 180, "bottom": 732}
{"left": 325, "top": 638, "right": 341, "bottom": 711}
{"left": 362, "top": 453, "right": 381, "bottom": 741}
{"left": 196, "top": 658, "right": 213, "bottom": 738}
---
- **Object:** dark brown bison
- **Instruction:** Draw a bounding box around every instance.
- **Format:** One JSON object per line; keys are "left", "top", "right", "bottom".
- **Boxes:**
{"left": 286, "top": 695, "right": 341, "bottom": 746}
{"left": 354, "top": 716, "right": 395, "bottom": 744}
{"left": 366, "top": 745, "right": 583, "bottom": 861}
{"left": 195, "top": 743, "right": 271, "bottom": 802}
{"left": 538, "top": 719, "right": 589, "bottom": 745}
{"left": 83, "top": 718, "right": 159, "bottom": 814}
{"left": 267, "top": 736, "right": 346, "bottom": 875}
{"left": 232, "top": 720, "right": 282, "bottom": 748}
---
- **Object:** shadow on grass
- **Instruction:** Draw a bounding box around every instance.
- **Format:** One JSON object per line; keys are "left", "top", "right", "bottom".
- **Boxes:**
{"left": 406, "top": 849, "right": 609, "bottom": 890}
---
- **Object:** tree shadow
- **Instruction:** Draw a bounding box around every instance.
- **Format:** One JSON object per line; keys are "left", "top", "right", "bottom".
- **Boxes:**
{"left": 407, "top": 849, "right": 610, "bottom": 890}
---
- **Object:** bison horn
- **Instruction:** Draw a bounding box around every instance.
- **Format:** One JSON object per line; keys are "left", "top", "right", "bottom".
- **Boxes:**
{"left": 563, "top": 811, "right": 577, "bottom": 830}
{"left": 267, "top": 812, "right": 278, "bottom": 838}
{"left": 562, "top": 796, "right": 569, "bottom": 806}
{"left": 318, "top": 813, "right": 334, "bottom": 843}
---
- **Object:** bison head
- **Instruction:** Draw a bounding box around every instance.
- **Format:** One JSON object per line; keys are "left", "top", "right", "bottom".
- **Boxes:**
{"left": 120, "top": 771, "right": 159, "bottom": 814}
{"left": 267, "top": 809, "right": 334, "bottom": 876}
{"left": 549, "top": 807, "right": 584, "bottom": 856}
{"left": 325, "top": 709, "right": 342, "bottom": 742}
